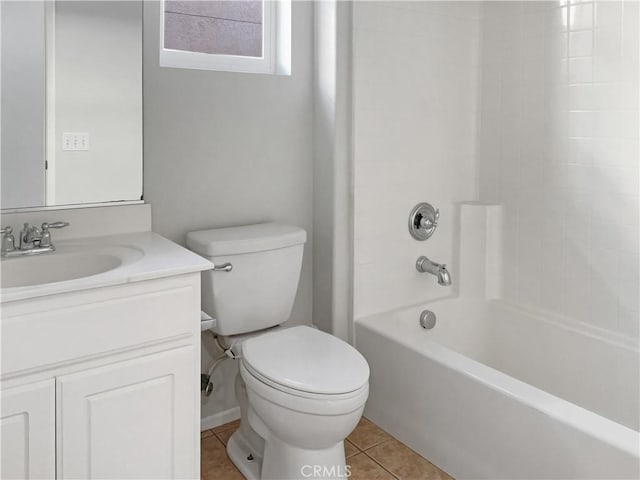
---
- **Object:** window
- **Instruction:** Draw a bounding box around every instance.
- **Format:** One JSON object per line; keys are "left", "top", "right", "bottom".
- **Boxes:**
{"left": 160, "top": 0, "right": 290, "bottom": 75}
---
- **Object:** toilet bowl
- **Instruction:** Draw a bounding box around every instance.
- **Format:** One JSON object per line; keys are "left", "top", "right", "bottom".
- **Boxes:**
{"left": 239, "top": 326, "right": 368, "bottom": 479}
{"left": 187, "top": 223, "right": 370, "bottom": 479}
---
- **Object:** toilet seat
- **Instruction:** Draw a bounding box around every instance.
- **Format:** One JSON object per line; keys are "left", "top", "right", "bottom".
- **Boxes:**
{"left": 242, "top": 325, "right": 370, "bottom": 397}
{"left": 240, "top": 361, "right": 369, "bottom": 416}
{"left": 242, "top": 361, "right": 369, "bottom": 401}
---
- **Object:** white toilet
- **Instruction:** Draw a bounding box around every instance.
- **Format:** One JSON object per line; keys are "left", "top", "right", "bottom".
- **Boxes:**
{"left": 187, "top": 223, "right": 369, "bottom": 480}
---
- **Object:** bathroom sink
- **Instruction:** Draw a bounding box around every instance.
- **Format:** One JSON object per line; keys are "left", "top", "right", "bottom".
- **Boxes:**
{"left": 1, "top": 246, "right": 143, "bottom": 289}
{"left": 0, "top": 232, "right": 212, "bottom": 303}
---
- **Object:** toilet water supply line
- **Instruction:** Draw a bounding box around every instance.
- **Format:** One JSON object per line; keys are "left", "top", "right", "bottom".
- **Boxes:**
{"left": 203, "top": 330, "right": 239, "bottom": 397}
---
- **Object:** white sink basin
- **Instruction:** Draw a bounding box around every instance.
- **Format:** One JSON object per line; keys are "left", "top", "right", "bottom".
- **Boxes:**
{"left": 1, "top": 245, "right": 144, "bottom": 289}
{"left": 0, "top": 232, "right": 213, "bottom": 303}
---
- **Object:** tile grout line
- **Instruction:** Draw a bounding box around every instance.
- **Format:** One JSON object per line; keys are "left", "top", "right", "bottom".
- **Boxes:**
{"left": 356, "top": 438, "right": 402, "bottom": 480}
{"left": 364, "top": 438, "right": 454, "bottom": 480}
{"left": 347, "top": 439, "right": 362, "bottom": 449}
{"left": 345, "top": 440, "right": 362, "bottom": 459}
{"left": 361, "top": 448, "right": 401, "bottom": 480}
{"left": 348, "top": 430, "right": 391, "bottom": 452}
{"left": 357, "top": 438, "right": 389, "bottom": 452}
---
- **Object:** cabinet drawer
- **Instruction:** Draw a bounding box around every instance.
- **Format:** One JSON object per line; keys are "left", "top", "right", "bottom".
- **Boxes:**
{"left": 1, "top": 275, "right": 199, "bottom": 377}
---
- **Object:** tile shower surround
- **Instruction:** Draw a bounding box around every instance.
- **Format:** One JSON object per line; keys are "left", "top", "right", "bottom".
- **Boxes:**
{"left": 478, "top": 1, "right": 639, "bottom": 337}
{"left": 353, "top": 1, "right": 481, "bottom": 318}
{"left": 353, "top": 1, "right": 638, "bottom": 339}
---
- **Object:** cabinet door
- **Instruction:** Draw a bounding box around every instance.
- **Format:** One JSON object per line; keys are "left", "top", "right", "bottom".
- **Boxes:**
{"left": 1, "top": 379, "right": 56, "bottom": 479}
{"left": 57, "top": 347, "right": 197, "bottom": 479}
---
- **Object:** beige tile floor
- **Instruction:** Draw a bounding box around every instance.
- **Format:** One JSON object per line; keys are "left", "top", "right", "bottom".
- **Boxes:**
{"left": 201, "top": 417, "right": 453, "bottom": 480}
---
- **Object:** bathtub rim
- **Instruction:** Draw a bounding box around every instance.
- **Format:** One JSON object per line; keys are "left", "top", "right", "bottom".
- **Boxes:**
{"left": 355, "top": 301, "right": 640, "bottom": 459}
{"left": 495, "top": 299, "right": 639, "bottom": 352}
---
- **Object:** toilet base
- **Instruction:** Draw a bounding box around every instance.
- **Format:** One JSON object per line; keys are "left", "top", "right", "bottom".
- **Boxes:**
{"left": 227, "top": 430, "right": 262, "bottom": 480}
{"left": 227, "top": 422, "right": 348, "bottom": 480}
{"left": 261, "top": 435, "right": 347, "bottom": 480}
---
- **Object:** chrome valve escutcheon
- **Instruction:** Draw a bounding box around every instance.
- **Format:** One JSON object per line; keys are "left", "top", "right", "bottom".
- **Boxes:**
{"left": 409, "top": 202, "right": 439, "bottom": 240}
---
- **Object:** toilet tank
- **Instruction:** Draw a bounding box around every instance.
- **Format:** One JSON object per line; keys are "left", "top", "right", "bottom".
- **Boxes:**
{"left": 186, "top": 223, "right": 306, "bottom": 336}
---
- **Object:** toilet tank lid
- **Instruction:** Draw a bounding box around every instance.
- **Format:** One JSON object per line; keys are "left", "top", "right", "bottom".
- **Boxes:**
{"left": 186, "top": 222, "right": 307, "bottom": 256}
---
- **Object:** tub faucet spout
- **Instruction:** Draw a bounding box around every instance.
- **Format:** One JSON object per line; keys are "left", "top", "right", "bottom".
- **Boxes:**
{"left": 416, "top": 256, "right": 452, "bottom": 286}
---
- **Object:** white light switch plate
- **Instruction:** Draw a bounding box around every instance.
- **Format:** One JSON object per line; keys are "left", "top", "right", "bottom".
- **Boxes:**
{"left": 62, "top": 132, "right": 90, "bottom": 151}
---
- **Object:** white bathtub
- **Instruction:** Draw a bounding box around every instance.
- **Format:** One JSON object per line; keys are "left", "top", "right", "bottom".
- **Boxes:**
{"left": 355, "top": 298, "right": 640, "bottom": 479}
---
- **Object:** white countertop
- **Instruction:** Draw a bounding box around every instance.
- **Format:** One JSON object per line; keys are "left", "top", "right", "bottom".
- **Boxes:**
{"left": 0, "top": 232, "right": 213, "bottom": 303}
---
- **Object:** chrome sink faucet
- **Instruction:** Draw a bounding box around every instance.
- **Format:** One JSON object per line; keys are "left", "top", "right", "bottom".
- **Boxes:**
{"left": 1, "top": 221, "right": 69, "bottom": 257}
{"left": 416, "top": 256, "right": 452, "bottom": 286}
{"left": 20, "top": 223, "right": 43, "bottom": 250}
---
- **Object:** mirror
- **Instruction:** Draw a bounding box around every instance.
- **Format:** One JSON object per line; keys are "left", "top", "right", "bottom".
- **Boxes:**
{"left": 1, "top": 1, "right": 143, "bottom": 210}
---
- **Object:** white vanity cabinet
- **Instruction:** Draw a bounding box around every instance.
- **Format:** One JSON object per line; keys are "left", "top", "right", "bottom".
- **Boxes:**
{"left": 1, "top": 268, "right": 205, "bottom": 480}
{"left": 1, "top": 380, "right": 56, "bottom": 479}
{"left": 57, "top": 346, "right": 195, "bottom": 479}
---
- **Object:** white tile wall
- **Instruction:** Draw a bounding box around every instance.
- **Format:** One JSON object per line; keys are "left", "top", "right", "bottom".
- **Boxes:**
{"left": 353, "top": 1, "right": 638, "bottom": 340}
{"left": 353, "top": 1, "right": 482, "bottom": 318}
{"left": 478, "top": 1, "right": 639, "bottom": 338}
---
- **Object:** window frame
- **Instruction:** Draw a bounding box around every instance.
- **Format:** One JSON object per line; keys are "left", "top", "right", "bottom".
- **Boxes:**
{"left": 159, "top": 0, "right": 290, "bottom": 75}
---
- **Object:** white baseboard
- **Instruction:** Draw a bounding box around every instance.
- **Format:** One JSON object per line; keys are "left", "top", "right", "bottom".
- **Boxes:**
{"left": 201, "top": 406, "right": 241, "bottom": 432}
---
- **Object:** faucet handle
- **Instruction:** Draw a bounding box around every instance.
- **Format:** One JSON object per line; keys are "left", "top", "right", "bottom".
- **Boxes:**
{"left": 41, "top": 221, "right": 69, "bottom": 230}
{"left": 1, "top": 226, "right": 16, "bottom": 254}
{"left": 39, "top": 221, "right": 69, "bottom": 248}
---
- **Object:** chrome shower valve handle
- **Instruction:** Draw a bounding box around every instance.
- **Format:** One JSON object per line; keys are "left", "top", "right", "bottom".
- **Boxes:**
{"left": 419, "top": 208, "right": 439, "bottom": 230}
{"left": 409, "top": 202, "right": 440, "bottom": 240}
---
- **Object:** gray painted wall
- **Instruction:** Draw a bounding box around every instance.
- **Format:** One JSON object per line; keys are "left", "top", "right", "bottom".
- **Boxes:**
{"left": 143, "top": 1, "right": 313, "bottom": 421}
